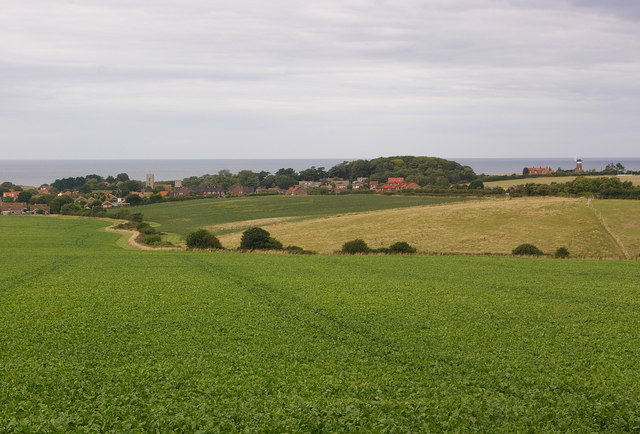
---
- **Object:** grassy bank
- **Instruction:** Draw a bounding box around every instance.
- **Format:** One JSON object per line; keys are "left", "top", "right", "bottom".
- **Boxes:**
{"left": 132, "top": 195, "right": 468, "bottom": 237}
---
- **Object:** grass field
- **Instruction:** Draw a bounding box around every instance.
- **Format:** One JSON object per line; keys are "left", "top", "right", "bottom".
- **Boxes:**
{"left": 216, "top": 197, "right": 640, "bottom": 258}
{"left": 484, "top": 174, "right": 640, "bottom": 189}
{"left": 135, "top": 195, "right": 467, "bottom": 238}
{"left": 2, "top": 216, "right": 640, "bottom": 430}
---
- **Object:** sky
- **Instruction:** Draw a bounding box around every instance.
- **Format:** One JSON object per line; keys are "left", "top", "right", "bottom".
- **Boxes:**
{"left": 1, "top": 0, "right": 639, "bottom": 159}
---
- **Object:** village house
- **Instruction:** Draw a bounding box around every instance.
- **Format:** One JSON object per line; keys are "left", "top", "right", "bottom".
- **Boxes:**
{"left": 527, "top": 167, "right": 554, "bottom": 175}
{"left": 169, "top": 187, "right": 192, "bottom": 197}
{"left": 38, "top": 185, "right": 52, "bottom": 195}
{"left": 298, "top": 181, "right": 322, "bottom": 188}
{"left": 286, "top": 185, "right": 308, "bottom": 196}
{"left": 192, "top": 186, "right": 226, "bottom": 197}
{"left": 101, "top": 200, "right": 128, "bottom": 208}
{"left": 1, "top": 202, "right": 27, "bottom": 215}
{"left": 2, "top": 190, "right": 21, "bottom": 200}
{"left": 377, "top": 177, "right": 421, "bottom": 192}
{"left": 369, "top": 181, "right": 379, "bottom": 190}
{"left": 29, "top": 204, "right": 50, "bottom": 214}
{"left": 352, "top": 177, "right": 368, "bottom": 189}
{"left": 229, "top": 185, "right": 256, "bottom": 196}
{"left": 331, "top": 180, "right": 350, "bottom": 191}
{"left": 58, "top": 190, "right": 80, "bottom": 197}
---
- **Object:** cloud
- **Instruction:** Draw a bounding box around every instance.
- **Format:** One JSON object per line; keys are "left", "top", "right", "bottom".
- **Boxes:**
{"left": 1, "top": 0, "right": 639, "bottom": 158}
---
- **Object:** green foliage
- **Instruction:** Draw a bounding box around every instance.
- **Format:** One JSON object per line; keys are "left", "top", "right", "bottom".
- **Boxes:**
{"left": 239, "top": 227, "right": 282, "bottom": 250}
{"left": 142, "top": 233, "right": 162, "bottom": 245}
{"left": 512, "top": 243, "right": 544, "bottom": 256}
{"left": 468, "top": 180, "right": 484, "bottom": 190}
{"left": 186, "top": 229, "right": 223, "bottom": 250}
{"left": 125, "top": 194, "right": 143, "bottom": 206}
{"left": 17, "top": 190, "right": 33, "bottom": 203}
{"left": 49, "top": 195, "right": 74, "bottom": 214}
{"left": 329, "top": 156, "right": 477, "bottom": 186}
{"left": 389, "top": 241, "right": 417, "bottom": 254}
{"left": 136, "top": 222, "right": 156, "bottom": 235}
{"left": 506, "top": 176, "right": 640, "bottom": 199}
{"left": 3, "top": 217, "right": 640, "bottom": 431}
{"left": 554, "top": 247, "right": 570, "bottom": 258}
{"left": 59, "top": 203, "right": 83, "bottom": 215}
{"left": 341, "top": 239, "right": 370, "bottom": 254}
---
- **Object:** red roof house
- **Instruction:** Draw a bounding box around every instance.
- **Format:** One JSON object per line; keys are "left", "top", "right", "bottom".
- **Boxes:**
{"left": 286, "top": 185, "right": 308, "bottom": 196}
{"left": 527, "top": 167, "right": 554, "bottom": 175}
{"left": 378, "top": 177, "right": 421, "bottom": 192}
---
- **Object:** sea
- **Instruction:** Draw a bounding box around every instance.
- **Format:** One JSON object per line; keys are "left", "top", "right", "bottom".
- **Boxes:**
{"left": 1, "top": 158, "right": 639, "bottom": 187}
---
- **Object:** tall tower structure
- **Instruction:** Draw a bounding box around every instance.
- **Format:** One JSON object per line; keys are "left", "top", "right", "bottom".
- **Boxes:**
{"left": 146, "top": 173, "right": 155, "bottom": 189}
{"left": 575, "top": 159, "right": 583, "bottom": 173}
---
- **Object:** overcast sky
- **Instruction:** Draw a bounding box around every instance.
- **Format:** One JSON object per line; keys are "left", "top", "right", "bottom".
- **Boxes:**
{"left": 1, "top": 0, "right": 639, "bottom": 159}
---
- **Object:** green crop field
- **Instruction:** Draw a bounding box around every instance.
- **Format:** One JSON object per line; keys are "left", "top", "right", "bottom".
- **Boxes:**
{"left": 132, "top": 195, "right": 467, "bottom": 238}
{"left": 2, "top": 216, "right": 640, "bottom": 431}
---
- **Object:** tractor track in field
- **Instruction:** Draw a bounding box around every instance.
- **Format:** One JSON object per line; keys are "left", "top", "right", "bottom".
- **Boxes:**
{"left": 1, "top": 257, "right": 81, "bottom": 292}
{"left": 184, "top": 255, "right": 465, "bottom": 373}
{"left": 588, "top": 199, "right": 630, "bottom": 260}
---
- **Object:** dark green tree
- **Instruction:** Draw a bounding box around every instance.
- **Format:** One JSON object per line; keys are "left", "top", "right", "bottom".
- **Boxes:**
{"left": 341, "top": 239, "right": 370, "bottom": 254}
{"left": 186, "top": 229, "right": 223, "bottom": 249}
{"left": 125, "top": 194, "right": 143, "bottom": 206}
{"left": 240, "top": 227, "right": 282, "bottom": 250}
{"left": 512, "top": 243, "right": 543, "bottom": 256}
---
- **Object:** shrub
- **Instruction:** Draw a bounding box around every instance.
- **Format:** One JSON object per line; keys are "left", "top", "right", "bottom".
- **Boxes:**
{"left": 512, "top": 243, "right": 543, "bottom": 256}
{"left": 341, "top": 239, "right": 370, "bottom": 254}
{"left": 143, "top": 234, "right": 162, "bottom": 245}
{"left": 554, "top": 247, "right": 570, "bottom": 258}
{"left": 285, "top": 245, "right": 304, "bottom": 253}
{"left": 136, "top": 222, "right": 156, "bottom": 235}
{"left": 185, "top": 229, "right": 223, "bottom": 249}
{"left": 60, "top": 203, "right": 82, "bottom": 215}
{"left": 389, "top": 241, "right": 417, "bottom": 254}
{"left": 240, "top": 227, "right": 282, "bottom": 250}
{"left": 468, "top": 180, "right": 485, "bottom": 190}
{"left": 284, "top": 245, "right": 315, "bottom": 255}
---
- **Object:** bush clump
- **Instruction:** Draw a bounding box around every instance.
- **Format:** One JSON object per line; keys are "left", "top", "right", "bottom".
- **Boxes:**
{"left": 142, "top": 234, "right": 162, "bottom": 245}
{"left": 186, "top": 229, "right": 223, "bottom": 250}
{"left": 284, "top": 245, "right": 315, "bottom": 255}
{"left": 389, "top": 241, "right": 417, "bottom": 254}
{"left": 240, "top": 227, "right": 282, "bottom": 250}
{"left": 341, "top": 239, "right": 370, "bottom": 254}
{"left": 136, "top": 222, "right": 156, "bottom": 235}
{"left": 554, "top": 247, "right": 570, "bottom": 258}
{"left": 512, "top": 243, "right": 543, "bottom": 256}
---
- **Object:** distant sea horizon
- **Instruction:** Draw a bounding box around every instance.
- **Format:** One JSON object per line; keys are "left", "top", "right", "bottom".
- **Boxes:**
{"left": 1, "top": 158, "right": 639, "bottom": 187}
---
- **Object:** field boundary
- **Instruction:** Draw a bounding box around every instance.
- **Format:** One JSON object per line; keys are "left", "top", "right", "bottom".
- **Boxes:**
{"left": 588, "top": 199, "right": 630, "bottom": 260}
{"left": 105, "top": 224, "right": 184, "bottom": 251}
